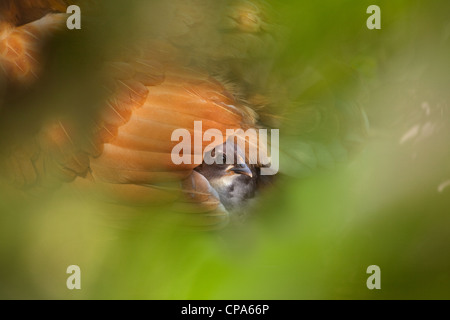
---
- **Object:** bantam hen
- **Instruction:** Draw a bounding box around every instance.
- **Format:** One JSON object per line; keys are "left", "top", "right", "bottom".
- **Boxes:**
{"left": 0, "top": 0, "right": 280, "bottom": 228}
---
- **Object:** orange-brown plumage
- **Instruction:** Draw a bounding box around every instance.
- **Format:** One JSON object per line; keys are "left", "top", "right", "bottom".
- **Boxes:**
{"left": 0, "top": 0, "right": 273, "bottom": 227}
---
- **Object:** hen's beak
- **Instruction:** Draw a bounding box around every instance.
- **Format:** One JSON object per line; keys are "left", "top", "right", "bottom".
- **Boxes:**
{"left": 228, "top": 163, "right": 253, "bottom": 178}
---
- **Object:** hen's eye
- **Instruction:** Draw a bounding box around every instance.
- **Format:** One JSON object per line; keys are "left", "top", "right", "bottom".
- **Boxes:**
{"left": 215, "top": 152, "right": 227, "bottom": 164}
{"left": 222, "top": 154, "right": 227, "bottom": 163}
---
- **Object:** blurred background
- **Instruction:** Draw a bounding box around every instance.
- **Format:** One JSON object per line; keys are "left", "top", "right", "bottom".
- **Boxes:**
{"left": 1, "top": 0, "right": 450, "bottom": 299}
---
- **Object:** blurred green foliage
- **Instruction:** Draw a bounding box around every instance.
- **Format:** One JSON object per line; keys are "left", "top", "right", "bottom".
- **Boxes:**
{"left": 1, "top": 0, "right": 450, "bottom": 299}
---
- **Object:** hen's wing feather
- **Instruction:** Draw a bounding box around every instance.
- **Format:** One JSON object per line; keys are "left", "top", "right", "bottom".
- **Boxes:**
{"left": 0, "top": 0, "right": 69, "bottom": 26}
{"left": 0, "top": 1, "right": 268, "bottom": 228}
{"left": 0, "top": 13, "right": 67, "bottom": 83}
